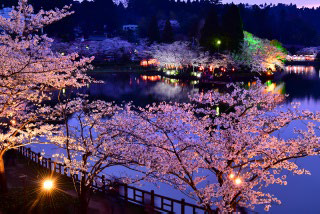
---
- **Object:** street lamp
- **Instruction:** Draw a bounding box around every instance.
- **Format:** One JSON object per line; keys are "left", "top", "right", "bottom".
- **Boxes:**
{"left": 235, "top": 178, "right": 242, "bottom": 185}
{"left": 216, "top": 39, "right": 221, "bottom": 53}
{"left": 228, "top": 173, "right": 235, "bottom": 179}
{"left": 43, "top": 179, "right": 54, "bottom": 191}
{"left": 10, "top": 119, "right": 16, "bottom": 126}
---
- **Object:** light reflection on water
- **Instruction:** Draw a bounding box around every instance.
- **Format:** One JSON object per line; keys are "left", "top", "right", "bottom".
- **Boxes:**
{"left": 285, "top": 65, "right": 317, "bottom": 76}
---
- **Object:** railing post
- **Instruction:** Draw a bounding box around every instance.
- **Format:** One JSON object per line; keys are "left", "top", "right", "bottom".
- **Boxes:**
{"left": 37, "top": 152, "right": 41, "bottom": 165}
{"left": 181, "top": 199, "right": 185, "bottom": 214}
{"left": 101, "top": 175, "right": 106, "bottom": 193}
{"left": 27, "top": 148, "right": 31, "bottom": 158}
{"left": 27, "top": 148, "right": 31, "bottom": 165}
{"left": 151, "top": 190, "right": 155, "bottom": 208}
{"left": 124, "top": 184, "right": 128, "bottom": 202}
{"left": 64, "top": 165, "right": 68, "bottom": 176}
{"left": 48, "top": 158, "right": 52, "bottom": 170}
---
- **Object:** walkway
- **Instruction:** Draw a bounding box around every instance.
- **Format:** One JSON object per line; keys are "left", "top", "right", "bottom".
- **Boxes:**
{"left": 3, "top": 151, "right": 151, "bottom": 214}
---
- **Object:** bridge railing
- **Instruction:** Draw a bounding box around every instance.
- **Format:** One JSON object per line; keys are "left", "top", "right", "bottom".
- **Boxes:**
{"left": 17, "top": 147, "right": 208, "bottom": 214}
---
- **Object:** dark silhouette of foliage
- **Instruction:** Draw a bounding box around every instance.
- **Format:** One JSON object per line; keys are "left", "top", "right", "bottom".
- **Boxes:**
{"left": 3, "top": 0, "right": 320, "bottom": 47}
{"left": 162, "top": 19, "right": 174, "bottom": 43}
{"left": 221, "top": 4, "right": 244, "bottom": 52}
{"left": 199, "top": 6, "right": 221, "bottom": 52}
{"left": 147, "top": 16, "right": 160, "bottom": 43}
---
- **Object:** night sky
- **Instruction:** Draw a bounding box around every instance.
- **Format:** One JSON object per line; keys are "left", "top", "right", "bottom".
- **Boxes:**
{"left": 223, "top": 0, "right": 320, "bottom": 8}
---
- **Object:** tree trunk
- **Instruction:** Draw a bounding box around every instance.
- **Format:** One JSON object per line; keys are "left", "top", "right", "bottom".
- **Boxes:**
{"left": 78, "top": 181, "right": 89, "bottom": 214}
{"left": 0, "top": 151, "right": 8, "bottom": 193}
{"left": 79, "top": 189, "right": 88, "bottom": 214}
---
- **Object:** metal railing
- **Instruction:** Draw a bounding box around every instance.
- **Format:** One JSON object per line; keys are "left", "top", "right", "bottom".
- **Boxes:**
{"left": 17, "top": 147, "right": 208, "bottom": 214}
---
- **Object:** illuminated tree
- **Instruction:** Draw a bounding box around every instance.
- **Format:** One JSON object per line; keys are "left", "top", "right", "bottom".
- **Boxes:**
{"left": 149, "top": 42, "right": 234, "bottom": 72}
{"left": 46, "top": 98, "right": 146, "bottom": 214}
{"left": 233, "top": 32, "right": 286, "bottom": 73}
{"left": 115, "top": 81, "right": 320, "bottom": 212}
{"left": 0, "top": 0, "right": 92, "bottom": 192}
{"left": 149, "top": 41, "right": 196, "bottom": 68}
{"left": 53, "top": 37, "right": 134, "bottom": 61}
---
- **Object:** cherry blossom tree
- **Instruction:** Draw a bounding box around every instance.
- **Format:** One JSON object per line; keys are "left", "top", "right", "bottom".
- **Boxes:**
{"left": 148, "top": 41, "right": 194, "bottom": 69}
{"left": 53, "top": 37, "right": 134, "bottom": 62}
{"left": 44, "top": 98, "right": 151, "bottom": 214}
{"left": 0, "top": 0, "right": 93, "bottom": 192}
{"left": 233, "top": 32, "right": 287, "bottom": 73}
{"left": 113, "top": 81, "right": 320, "bottom": 212}
{"left": 134, "top": 38, "right": 152, "bottom": 60}
{"left": 148, "top": 42, "right": 236, "bottom": 73}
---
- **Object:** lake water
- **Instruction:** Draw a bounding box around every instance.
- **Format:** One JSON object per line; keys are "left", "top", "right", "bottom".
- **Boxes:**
{"left": 32, "top": 65, "right": 320, "bottom": 213}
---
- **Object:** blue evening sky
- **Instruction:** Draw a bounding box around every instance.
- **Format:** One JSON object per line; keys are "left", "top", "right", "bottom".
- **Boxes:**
{"left": 223, "top": 0, "right": 320, "bottom": 8}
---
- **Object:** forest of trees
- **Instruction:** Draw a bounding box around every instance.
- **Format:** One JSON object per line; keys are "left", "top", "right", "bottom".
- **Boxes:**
{"left": 2, "top": 0, "right": 320, "bottom": 50}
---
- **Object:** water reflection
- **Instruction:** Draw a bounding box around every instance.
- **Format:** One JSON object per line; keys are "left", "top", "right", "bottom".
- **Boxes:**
{"left": 285, "top": 65, "right": 318, "bottom": 78}
{"left": 81, "top": 73, "right": 202, "bottom": 105}
{"left": 83, "top": 70, "right": 320, "bottom": 106}
{"left": 140, "top": 75, "right": 161, "bottom": 82}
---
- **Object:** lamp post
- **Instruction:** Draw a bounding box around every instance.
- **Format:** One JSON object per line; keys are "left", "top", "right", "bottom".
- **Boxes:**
{"left": 216, "top": 39, "right": 221, "bottom": 53}
{"left": 39, "top": 178, "right": 55, "bottom": 214}
{"left": 43, "top": 179, "right": 54, "bottom": 191}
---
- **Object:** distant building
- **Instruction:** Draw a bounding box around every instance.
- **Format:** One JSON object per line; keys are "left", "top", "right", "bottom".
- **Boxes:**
{"left": 286, "top": 54, "right": 316, "bottom": 61}
{"left": 122, "top": 25, "right": 138, "bottom": 31}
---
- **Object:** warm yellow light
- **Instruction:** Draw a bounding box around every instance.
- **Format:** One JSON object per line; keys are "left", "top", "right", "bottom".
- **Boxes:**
{"left": 217, "top": 40, "right": 221, "bottom": 45}
{"left": 235, "top": 178, "right": 242, "bottom": 185}
{"left": 229, "top": 173, "right": 235, "bottom": 179}
{"left": 43, "top": 179, "right": 54, "bottom": 191}
{"left": 266, "top": 83, "right": 276, "bottom": 92}
{"left": 10, "top": 120, "right": 16, "bottom": 125}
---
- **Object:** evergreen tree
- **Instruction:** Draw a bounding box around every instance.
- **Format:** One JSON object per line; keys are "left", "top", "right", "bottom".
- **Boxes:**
{"left": 162, "top": 19, "right": 174, "bottom": 43}
{"left": 147, "top": 16, "right": 160, "bottom": 43}
{"left": 199, "top": 6, "right": 221, "bottom": 52}
{"left": 221, "top": 4, "right": 244, "bottom": 52}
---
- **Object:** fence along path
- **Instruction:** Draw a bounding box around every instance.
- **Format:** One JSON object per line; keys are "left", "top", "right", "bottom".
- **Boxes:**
{"left": 18, "top": 147, "right": 209, "bottom": 214}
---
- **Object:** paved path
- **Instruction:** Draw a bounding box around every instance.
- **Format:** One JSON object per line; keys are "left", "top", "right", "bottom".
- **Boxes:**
{"left": 3, "top": 152, "right": 151, "bottom": 214}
